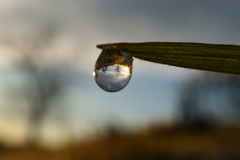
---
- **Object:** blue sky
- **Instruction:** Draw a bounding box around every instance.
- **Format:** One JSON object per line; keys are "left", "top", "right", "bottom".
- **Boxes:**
{"left": 0, "top": 0, "right": 240, "bottom": 147}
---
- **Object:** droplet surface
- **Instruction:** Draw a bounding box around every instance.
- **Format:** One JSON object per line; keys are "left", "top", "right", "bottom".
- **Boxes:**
{"left": 94, "top": 48, "right": 133, "bottom": 92}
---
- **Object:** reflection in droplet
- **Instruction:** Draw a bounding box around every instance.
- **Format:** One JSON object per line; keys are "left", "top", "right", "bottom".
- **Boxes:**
{"left": 94, "top": 48, "right": 133, "bottom": 92}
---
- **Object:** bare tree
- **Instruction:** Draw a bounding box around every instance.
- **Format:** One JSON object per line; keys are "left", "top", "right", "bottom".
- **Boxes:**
{"left": 0, "top": 25, "right": 70, "bottom": 146}
{"left": 177, "top": 72, "right": 240, "bottom": 127}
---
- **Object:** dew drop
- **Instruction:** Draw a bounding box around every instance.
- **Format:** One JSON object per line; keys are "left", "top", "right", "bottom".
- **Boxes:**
{"left": 94, "top": 48, "right": 133, "bottom": 92}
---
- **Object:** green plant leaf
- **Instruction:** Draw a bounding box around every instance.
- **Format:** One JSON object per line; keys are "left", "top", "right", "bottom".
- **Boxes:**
{"left": 97, "top": 42, "right": 240, "bottom": 75}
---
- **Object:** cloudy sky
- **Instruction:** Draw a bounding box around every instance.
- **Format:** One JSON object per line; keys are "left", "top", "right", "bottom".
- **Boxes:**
{"left": 0, "top": 0, "right": 240, "bottom": 147}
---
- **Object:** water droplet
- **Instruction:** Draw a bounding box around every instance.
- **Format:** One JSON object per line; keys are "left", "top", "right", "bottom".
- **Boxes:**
{"left": 94, "top": 48, "right": 133, "bottom": 92}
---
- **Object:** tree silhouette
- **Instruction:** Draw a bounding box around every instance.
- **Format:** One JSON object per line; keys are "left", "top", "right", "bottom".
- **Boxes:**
{"left": 177, "top": 72, "right": 240, "bottom": 127}
{"left": 0, "top": 24, "right": 70, "bottom": 146}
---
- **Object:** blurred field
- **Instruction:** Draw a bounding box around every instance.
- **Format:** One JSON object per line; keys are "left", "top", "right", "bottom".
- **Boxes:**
{"left": 0, "top": 125, "right": 240, "bottom": 160}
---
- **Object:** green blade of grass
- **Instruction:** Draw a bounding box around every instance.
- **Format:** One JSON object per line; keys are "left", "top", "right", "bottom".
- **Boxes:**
{"left": 96, "top": 42, "right": 240, "bottom": 75}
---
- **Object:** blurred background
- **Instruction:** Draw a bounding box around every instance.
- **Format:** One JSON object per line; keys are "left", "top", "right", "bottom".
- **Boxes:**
{"left": 0, "top": 0, "right": 240, "bottom": 159}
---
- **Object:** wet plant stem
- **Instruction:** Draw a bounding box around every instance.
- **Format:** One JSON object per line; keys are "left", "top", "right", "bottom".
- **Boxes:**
{"left": 97, "top": 42, "right": 240, "bottom": 75}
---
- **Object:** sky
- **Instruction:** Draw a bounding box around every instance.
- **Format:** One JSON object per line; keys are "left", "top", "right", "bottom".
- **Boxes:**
{"left": 0, "top": 0, "right": 240, "bottom": 148}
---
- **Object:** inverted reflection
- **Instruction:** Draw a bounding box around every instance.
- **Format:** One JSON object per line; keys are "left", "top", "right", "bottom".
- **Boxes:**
{"left": 94, "top": 48, "right": 133, "bottom": 92}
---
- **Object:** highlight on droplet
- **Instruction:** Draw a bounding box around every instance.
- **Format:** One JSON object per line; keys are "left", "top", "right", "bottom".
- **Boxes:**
{"left": 124, "top": 66, "right": 130, "bottom": 72}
